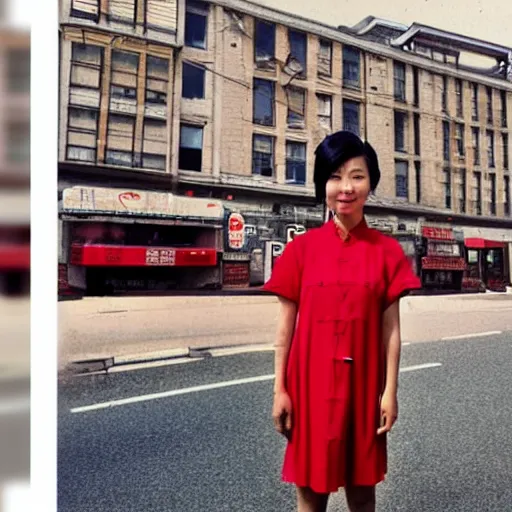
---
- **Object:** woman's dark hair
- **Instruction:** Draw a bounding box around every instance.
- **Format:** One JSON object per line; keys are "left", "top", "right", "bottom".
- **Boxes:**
{"left": 313, "top": 130, "right": 380, "bottom": 202}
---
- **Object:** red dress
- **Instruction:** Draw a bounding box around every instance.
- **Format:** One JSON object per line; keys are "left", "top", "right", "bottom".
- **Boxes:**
{"left": 263, "top": 218, "right": 421, "bottom": 493}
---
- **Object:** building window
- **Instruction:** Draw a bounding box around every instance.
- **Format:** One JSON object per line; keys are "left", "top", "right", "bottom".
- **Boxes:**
{"left": 415, "top": 161, "right": 421, "bottom": 203}
{"left": 105, "top": 114, "right": 135, "bottom": 167}
{"left": 254, "top": 20, "right": 276, "bottom": 69}
{"left": 395, "top": 160, "right": 409, "bottom": 199}
{"left": 285, "top": 141, "right": 306, "bottom": 185}
{"left": 394, "top": 61, "right": 406, "bottom": 102}
{"left": 443, "top": 168, "right": 452, "bottom": 209}
{"left": 182, "top": 62, "right": 205, "bottom": 99}
{"left": 442, "top": 76, "right": 448, "bottom": 113}
{"left": 487, "top": 130, "right": 495, "bottom": 167}
{"left": 318, "top": 39, "right": 332, "bottom": 77}
{"left": 71, "top": 0, "right": 100, "bottom": 21}
{"left": 288, "top": 29, "right": 307, "bottom": 78}
{"left": 471, "top": 83, "right": 479, "bottom": 121}
{"left": 286, "top": 87, "right": 306, "bottom": 128}
{"left": 142, "top": 118, "right": 167, "bottom": 171}
{"left": 489, "top": 173, "right": 497, "bottom": 215}
{"left": 486, "top": 87, "right": 493, "bottom": 124}
{"left": 253, "top": 78, "right": 275, "bottom": 126}
{"left": 501, "top": 90, "right": 507, "bottom": 128}
{"left": 317, "top": 94, "right": 332, "bottom": 131}
{"left": 413, "top": 67, "right": 419, "bottom": 107}
{"left": 394, "top": 111, "right": 407, "bottom": 152}
{"left": 503, "top": 133, "right": 509, "bottom": 170}
{"left": 455, "top": 123, "right": 465, "bottom": 157}
{"left": 6, "top": 122, "right": 30, "bottom": 164}
{"left": 108, "top": 0, "right": 136, "bottom": 24}
{"left": 70, "top": 43, "right": 102, "bottom": 90}
{"left": 6, "top": 48, "right": 30, "bottom": 93}
{"left": 185, "top": 0, "right": 208, "bottom": 49}
{"left": 110, "top": 50, "right": 139, "bottom": 101}
{"left": 459, "top": 168, "right": 466, "bottom": 213}
{"left": 343, "top": 100, "right": 360, "bottom": 136}
{"left": 179, "top": 124, "right": 203, "bottom": 171}
{"left": 145, "top": 56, "right": 169, "bottom": 105}
{"left": 443, "top": 121, "right": 450, "bottom": 161}
{"left": 414, "top": 113, "right": 420, "bottom": 156}
{"left": 505, "top": 175, "right": 511, "bottom": 216}
{"left": 343, "top": 46, "right": 360, "bottom": 89}
{"left": 252, "top": 134, "right": 274, "bottom": 177}
{"left": 472, "top": 127, "right": 480, "bottom": 165}
{"left": 455, "top": 79, "right": 463, "bottom": 118}
{"left": 66, "top": 108, "right": 98, "bottom": 163}
{"left": 472, "top": 171, "right": 482, "bottom": 215}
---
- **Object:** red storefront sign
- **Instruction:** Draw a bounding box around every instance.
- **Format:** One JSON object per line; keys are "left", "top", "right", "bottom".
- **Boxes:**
{"left": 70, "top": 244, "right": 217, "bottom": 267}
{"left": 0, "top": 244, "right": 30, "bottom": 269}
{"left": 422, "top": 226, "right": 454, "bottom": 241}
{"left": 422, "top": 256, "right": 466, "bottom": 271}
{"left": 227, "top": 213, "right": 245, "bottom": 250}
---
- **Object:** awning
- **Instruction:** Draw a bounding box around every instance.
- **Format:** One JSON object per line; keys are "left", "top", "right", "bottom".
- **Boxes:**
{"left": 465, "top": 238, "right": 506, "bottom": 249}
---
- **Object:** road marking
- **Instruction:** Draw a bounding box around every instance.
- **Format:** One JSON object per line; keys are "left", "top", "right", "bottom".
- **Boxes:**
{"left": 70, "top": 362, "right": 442, "bottom": 414}
{"left": 0, "top": 396, "right": 30, "bottom": 416}
{"left": 402, "top": 342, "right": 411, "bottom": 346}
{"left": 441, "top": 330, "right": 502, "bottom": 341}
{"left": 399, "top": 362, "right": 442, "bottom": 373}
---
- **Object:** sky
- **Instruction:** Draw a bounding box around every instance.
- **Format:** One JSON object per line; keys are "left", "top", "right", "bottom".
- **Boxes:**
{"left": 256, "top": 0, "right": 512, "bottom": 48}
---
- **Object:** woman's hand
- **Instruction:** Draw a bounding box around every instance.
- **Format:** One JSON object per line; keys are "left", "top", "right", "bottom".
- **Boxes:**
{"left": 272, "top": 390, "right": 293, "bottom": 440}
{"left": 377, "top": 389, "right": 398, "bottom": 435}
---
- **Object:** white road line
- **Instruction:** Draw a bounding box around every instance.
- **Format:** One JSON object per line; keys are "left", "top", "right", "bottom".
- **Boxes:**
{"left": 0, "top": 396, "right": 30, "bottom": 416}
{"left": 399, "top": 362, "right": 442, "bottom": 373}
{"left": 402, "top": 342, "right": 411, "bottom": 346}
{"left": 441, "top": 330, "right": 502, "bottom": 341}
{"left": 71, "top": 362, "right": 442, "bottom": 414}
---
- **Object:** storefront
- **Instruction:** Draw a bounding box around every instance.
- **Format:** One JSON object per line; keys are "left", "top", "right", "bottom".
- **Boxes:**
{"left": 463, "top": 238, "right": 508, "bottom": 292}
{"left": 59, "top": 186, "right": 226, "bottom": 295}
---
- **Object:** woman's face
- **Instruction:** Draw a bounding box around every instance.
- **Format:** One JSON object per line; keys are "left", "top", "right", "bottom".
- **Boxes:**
{"left": 325, "top": 156, "right": 371, "bottom": 217}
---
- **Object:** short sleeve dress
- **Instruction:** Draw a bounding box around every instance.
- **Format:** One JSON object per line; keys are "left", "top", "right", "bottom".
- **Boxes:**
{"left": 263, "top": 218, "right": 421, "bottom": 494}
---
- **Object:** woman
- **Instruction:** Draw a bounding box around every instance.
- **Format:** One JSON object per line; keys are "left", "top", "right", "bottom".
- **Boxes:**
{"left": 263, "top": 131, "right": 421, "bottom": 512}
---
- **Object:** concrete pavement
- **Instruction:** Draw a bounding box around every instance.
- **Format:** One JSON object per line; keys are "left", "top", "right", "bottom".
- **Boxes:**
{"left": 58, "top": 292, "right": 512, "bottom": 373}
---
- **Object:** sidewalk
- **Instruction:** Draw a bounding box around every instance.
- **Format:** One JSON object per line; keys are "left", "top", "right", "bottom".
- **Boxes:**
{"left": 59, "top": 291, "right": 512, "bottom": 374}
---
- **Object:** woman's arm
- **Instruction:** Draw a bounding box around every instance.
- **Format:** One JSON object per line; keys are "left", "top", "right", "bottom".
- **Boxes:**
{"left": 273, "top": 297, "right": 298, "bottom": 393}
{"left": 377, "top": 300, "right": 401, "bottom": 435}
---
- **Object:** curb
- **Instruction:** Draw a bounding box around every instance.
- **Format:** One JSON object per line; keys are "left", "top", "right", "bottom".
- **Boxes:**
{"left": 66, "top": 343, "right": 275, "bottom": 375}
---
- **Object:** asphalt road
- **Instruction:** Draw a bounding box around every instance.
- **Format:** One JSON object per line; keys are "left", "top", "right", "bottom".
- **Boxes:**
{"left": 58, "top": 332, "right": 512, "bottom": 512}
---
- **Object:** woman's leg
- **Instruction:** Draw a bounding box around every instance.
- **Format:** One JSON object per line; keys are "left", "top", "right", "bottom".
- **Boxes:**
{"left": 296, "top": 486, "right": 330, "bottom": 512}
{"left": 345, "top": 485, "right": 376, "bottom": 512}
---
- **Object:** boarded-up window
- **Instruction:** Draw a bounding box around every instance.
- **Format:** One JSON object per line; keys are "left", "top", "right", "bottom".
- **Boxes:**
{"left": 108, "top": 0, "right": 136, "bottom": 24}
{"left": 395, "top": 160, "right": 409, "bottom": 199}
{"left": 70, "top": 43, "right": 102, "bottom": 90}
{"left": 146, "top": 0, "right": 177, "bottom": 34}
{"left": 146, "top": 55, "right": 169, "bottom": 104}
{"left": 106, "top": 114, "right": 135, "bottom": 166}
{"left": 317, "top": 94, "right": 332, "bottom": 131}
{"left": 111, "top": 50, "right": 139, "bottom": 91}
{"left": 286, "top": 86, "right": 306, "bottom": 127}
{"left": 67, "top": 107, "right": 98, "bottom": 163}
{"left": 318, "top": 40, "right": 332, "bottom": 77}
{"left": 143, "top": 118, "right": 167, "bottom": 170}
{"left": 71, "top": 0, "right": 99, "bottom": 21}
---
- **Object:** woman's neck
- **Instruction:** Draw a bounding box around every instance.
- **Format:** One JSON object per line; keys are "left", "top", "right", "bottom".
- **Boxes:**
{"left": 333, "top": 212, "right": 364, "bottom": 236}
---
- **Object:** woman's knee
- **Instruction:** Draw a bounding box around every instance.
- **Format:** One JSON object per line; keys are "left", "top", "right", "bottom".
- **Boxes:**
{"left": 345, "top": 485, "right": 376, "bottom": 512}
{"left": 296, "top": 486, "right": 329, "bottom": 512}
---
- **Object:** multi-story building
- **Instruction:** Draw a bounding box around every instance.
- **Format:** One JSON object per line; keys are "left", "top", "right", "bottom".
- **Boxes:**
{"left": 0, "top": 27, "right": 30, "bottom": 295}
{"left": 58, "top": 0, "right": 512, "bottom": 293}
